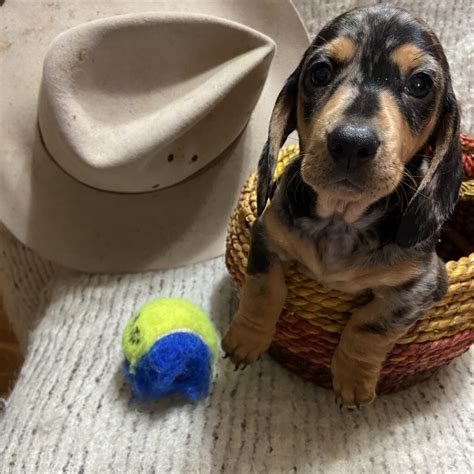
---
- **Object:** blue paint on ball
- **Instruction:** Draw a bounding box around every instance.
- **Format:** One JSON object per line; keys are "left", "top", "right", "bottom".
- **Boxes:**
{"left": 123, "top": 332, "right": 213, "bottom": 402}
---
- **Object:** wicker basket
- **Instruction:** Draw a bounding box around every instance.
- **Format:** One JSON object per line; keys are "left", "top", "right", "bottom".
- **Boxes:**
{"left": 226, "top": 134, "right": 474, "bottom": 394}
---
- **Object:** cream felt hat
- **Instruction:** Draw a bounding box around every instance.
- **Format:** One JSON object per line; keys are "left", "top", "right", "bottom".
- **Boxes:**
{"left": 0, "top": 0, "right": 308, "bottom": 272}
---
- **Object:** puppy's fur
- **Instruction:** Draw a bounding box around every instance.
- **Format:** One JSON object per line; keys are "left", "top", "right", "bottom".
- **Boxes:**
{"left": 222, "top": 5, "right": 462, "bottom": 407}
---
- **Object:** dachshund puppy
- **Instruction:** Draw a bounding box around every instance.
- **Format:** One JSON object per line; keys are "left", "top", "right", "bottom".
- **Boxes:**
{"left": 222, "top": 5, "right": 462, "bottom": 407}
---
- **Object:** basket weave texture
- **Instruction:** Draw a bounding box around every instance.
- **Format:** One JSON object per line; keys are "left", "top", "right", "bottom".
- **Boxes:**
{"left": 226, "top": 135, "right": 474, "bottom": 394}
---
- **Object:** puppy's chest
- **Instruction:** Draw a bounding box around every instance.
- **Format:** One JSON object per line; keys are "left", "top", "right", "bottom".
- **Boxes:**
{"left": 288, "top": 217, "right": 378, "bottom": 288}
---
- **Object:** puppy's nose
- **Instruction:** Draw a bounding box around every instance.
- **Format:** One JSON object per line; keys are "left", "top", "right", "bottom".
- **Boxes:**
{"left": 327, "top": 125, "right": 380, "bottom": 169}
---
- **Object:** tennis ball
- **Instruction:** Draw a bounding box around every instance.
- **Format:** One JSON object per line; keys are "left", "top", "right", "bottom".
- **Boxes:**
{"left": 122, "top": 298, "right": 218, "bottom": 402}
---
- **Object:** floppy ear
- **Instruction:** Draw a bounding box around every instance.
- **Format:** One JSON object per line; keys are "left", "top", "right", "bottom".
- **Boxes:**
{"left": 256, "top": 65, "right": 302, "bottom": 215}
{"left": 395, "top": 84, "right": 463, "bottom": 247}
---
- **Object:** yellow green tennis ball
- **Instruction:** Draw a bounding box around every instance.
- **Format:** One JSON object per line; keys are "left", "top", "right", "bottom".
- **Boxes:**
{"left": 122, "top": 298, "right": 219, "bottom": 402}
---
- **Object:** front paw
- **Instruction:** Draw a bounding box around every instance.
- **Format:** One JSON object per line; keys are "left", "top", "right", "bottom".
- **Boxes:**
{"left": 331, "top": 346, "right": 378, "bottom": 408}
{"left": 221, "top": 315, "right": 273, "bottom": 368}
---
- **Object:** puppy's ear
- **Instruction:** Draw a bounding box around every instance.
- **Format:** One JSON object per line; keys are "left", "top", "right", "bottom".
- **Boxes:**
{"left": 256, "top": 65, "right": 302, "bottom": 215}
{"left": 396, "top": 83, "right": 463, "bottom": 247}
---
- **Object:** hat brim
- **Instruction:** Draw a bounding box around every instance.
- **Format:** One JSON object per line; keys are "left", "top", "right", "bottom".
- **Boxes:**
{"left": 0, "top": 0, "right": 309, "bottom": 272}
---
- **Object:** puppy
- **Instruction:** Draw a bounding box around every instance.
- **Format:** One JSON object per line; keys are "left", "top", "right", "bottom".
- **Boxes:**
{"left": 222, "top": 5, "right": 462, "bottom": 407}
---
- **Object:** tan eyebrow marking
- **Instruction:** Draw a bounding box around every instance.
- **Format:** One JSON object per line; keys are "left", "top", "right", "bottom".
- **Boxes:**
{"left": 325, "top": 36, "right": 356, "bottom": 63}
{"left": 390, "top": 43, "right": 425, "bottom": 75}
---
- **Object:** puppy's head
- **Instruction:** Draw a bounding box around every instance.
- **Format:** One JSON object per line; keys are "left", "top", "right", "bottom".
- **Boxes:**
{"left": 257, "top": 5, "right": 462, "bottom": 246}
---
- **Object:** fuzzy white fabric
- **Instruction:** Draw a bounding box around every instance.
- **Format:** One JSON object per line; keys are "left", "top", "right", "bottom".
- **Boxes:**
{"left": 0, "top": 227, "right": 473, "bottom": 473}
{"left": 1, "top": 0, "right": 473, "bottom": 472}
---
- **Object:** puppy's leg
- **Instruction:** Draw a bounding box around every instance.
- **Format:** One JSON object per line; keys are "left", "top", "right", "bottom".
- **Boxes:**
{"left": 222, "top": 218, "right": 287, "bottom": 367}
{"left": 331, "top": 255, "right": 447, "bottom": 407}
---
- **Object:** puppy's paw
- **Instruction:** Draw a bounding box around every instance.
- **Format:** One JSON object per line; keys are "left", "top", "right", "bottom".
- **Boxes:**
{"left": 331, "top": 346, "right": 378, "bottom": 408}
{"left": 221, "top": 315, "right": 273, "bottom": 368}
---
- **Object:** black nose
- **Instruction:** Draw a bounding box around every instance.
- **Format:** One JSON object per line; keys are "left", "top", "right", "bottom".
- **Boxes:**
{"left": 327, "top": 125, "right": 380, "bottom": 169}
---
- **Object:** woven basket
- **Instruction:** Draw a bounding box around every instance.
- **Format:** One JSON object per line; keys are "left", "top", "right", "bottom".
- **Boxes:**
{"left": 226, "top": 134, "right": 474, "bottom": 394}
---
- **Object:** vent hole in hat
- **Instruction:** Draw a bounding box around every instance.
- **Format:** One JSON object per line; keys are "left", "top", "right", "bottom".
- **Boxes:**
{"left": 191, "top": 155, "right": 198, "bottom": 162}
{"left": 168, "top": 154, "right": 174, "bottom": 162}
{"left": 152, "top": 183, "right": 160, "bottom": 189}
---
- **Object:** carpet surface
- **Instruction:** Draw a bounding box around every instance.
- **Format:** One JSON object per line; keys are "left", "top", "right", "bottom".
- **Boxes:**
{"left": 0, "top": 228, "right": 472, "bottom": 473}
{"left": 1, "top": 1, "right": 473, "bottom": 472}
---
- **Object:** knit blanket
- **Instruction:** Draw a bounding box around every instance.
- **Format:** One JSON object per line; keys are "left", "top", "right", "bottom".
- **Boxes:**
{"left": 0, "top": 227, "right": 472, "bottom": 472}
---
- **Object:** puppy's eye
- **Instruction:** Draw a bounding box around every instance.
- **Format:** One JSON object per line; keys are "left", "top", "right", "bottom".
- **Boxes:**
{"left": 310, "top": 62, "right": 333, "bottom": 87}
{"left": 405, "top": 73, "right": 433, "bottom": 98}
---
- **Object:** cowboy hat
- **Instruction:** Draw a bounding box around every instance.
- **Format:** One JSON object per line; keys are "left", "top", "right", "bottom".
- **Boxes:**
{"left": 0, "top": 0, "right": 308, "bottom": 272}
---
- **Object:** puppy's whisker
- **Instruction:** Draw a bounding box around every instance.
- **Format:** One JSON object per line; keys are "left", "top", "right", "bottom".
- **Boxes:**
{"left": 386, "top": 173, "right": 410, "bottom": 207}
{"left": 404, "top": 185, "right": 434, "bottom": 202}
{"left": 401, "top": 169, "right": 420, "bottom": 189}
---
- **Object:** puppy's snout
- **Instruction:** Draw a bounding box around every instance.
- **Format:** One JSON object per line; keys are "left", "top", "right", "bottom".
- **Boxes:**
{"left": 328, "top": 124, "right": 380, "bottom": 170}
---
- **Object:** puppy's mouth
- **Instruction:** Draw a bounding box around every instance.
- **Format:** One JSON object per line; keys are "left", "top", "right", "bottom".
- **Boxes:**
{"left": 301, "top": 150, "right": 369, "bottom": 198}
{"left": 332, "top": 177, "right": 363, "bottom": 193}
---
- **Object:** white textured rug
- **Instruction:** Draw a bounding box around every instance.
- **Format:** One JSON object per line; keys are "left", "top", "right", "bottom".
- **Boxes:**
{"left": 1, "top": 0, "right": 473, "bottom": 472}
{"left": 0, "top": 228, "right": 472, "bottom": 473}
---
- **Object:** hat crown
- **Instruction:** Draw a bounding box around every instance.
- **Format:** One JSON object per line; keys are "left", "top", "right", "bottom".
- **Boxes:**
{"left": 38, "top": 13, "right": 275, "bottom": 192}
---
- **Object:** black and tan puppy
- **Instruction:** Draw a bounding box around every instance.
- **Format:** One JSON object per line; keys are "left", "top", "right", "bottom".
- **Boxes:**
{"left": 222, "top": 5, "right": 462, "bottom": 407}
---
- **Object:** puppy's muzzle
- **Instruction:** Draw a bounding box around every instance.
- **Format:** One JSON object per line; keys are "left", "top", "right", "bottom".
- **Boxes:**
{"left": 327, "top": 124, "right": 380, "bottom": 170}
